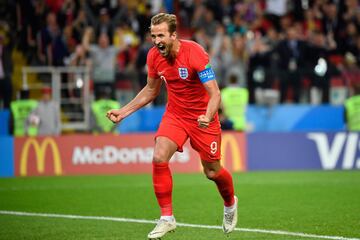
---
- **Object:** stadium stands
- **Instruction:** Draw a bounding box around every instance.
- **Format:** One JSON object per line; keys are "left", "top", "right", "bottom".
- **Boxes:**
{"left": 0, "top": 0, "right": 359, "bottom": 134}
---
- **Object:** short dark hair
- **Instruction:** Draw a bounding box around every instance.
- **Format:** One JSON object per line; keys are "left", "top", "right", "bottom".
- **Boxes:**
{"left": 150, "top": 13, "right": 177, "bottom": 34}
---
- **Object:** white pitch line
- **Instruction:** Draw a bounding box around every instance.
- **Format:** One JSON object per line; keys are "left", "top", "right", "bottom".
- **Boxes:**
{"left": 0, "top": 210, "right": 359, "bottom": 240}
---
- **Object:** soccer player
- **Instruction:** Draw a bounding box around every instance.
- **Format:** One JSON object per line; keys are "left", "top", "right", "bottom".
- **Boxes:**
{"left": 107, "top": 13, "right": 238, "bottom": 239}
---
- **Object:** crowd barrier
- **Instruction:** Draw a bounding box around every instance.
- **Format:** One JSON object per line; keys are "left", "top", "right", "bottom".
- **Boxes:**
{"left": 119, "top": 104, "right": 346, "bottom": 133}
{"left": 0, "top": 105, "right": 346, "bottom": 136}
{"left": 0, "top": 131, "right": 358, "bottom": 177}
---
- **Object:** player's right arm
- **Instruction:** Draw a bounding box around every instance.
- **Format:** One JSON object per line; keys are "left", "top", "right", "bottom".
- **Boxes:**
{"left": 106, "top": 76, "right": 162, "bottom": 123}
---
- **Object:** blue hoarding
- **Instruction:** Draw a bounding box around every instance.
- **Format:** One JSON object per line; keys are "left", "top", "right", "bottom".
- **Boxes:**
{"left": 0, "top": 136, "right": 14, "bottom": 177}
{"left": 247, "top": 105, "right": 345, "bottom": 132}
{"left": 247, "top": 132, "right": 360, "bottom": 170}
{"left": 0, "top": 110, "right": 10, "bottom": 136}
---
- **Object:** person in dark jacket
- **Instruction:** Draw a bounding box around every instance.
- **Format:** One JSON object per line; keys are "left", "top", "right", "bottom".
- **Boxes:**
{"left": 275, "top": 26, "right": 307, "bottom": 103}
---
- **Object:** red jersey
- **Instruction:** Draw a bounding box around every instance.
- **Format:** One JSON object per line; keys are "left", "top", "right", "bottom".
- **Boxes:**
{"left": 147, "top": 40, "right": 218, "bottom": 120}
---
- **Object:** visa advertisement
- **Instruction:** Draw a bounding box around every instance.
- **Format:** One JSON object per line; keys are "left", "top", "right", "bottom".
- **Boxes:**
{"left": 247, "top": 132, "right": 360, "bottom": 170}
{"left": 13, "top": 132, "right": 246, "bottom": 177}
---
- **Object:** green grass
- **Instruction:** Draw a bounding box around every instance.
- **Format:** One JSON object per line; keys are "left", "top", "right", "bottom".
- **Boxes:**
{"left": 0, "top": 171, "right": 359, "bottom": 240}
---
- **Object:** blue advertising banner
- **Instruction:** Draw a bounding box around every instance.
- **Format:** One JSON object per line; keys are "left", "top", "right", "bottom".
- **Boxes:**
{"left": 0, "top": 110, "right": 10, "bottom": 136}
{"left": 0, "top": 136, "right": 14, "bottom": 177}
{"left": 247, "top": 105, "right": 345, "bottom": 132}
{"left": 117, "top": 105, "right": 345, "bottom": 133}
{"left": 247, "top": 132, "right": 360, "bottom": 170}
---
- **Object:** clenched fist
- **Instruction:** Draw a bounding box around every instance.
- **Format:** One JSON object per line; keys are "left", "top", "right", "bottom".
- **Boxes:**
{"left": 106, "top": 109, "right": 125, "bottom": 123}
{"left": 197, "top": 114, "right": 210, "bottom": 128}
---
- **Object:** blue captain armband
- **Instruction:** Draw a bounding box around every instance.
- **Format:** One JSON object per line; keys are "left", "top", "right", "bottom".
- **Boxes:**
{"left": 198, "top": 67, "right": 216, "bottom": 83}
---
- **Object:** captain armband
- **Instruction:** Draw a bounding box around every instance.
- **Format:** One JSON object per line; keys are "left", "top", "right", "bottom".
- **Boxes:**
{"left": 198, "top": 67, "right": 216, "bottom": 83}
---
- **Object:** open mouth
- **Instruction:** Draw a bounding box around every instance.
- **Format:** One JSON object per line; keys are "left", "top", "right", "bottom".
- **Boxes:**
{"left": 157, "top": 44, "right": 166, "bottom": 52}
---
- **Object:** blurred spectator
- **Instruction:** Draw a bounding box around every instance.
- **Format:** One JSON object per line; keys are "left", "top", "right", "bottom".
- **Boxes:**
{"left": 137, "top": 3, "right": 153, "bottom": 42}
{"left": 67, "top": 44, "right": 91, "bottom": 67}
{"left": 37, "top": 12, "right": 69, "bottom": 66}
{"left": 26, "top": 87, "right": 61, "bottom": 136}
{"left": 95, "top": 8, "right": 114, "bottom": 42}
{"left": 65, "top": 44, "right": 91, "bottom": 102}
{"left": 302, "top": 8, "right": 323, "bottom": 37}
{"left": 304, "top": 30, "right": 337, "bottom": 104}
{"left": 90, "top": 88, "right": 120, "bottom": 134}
{"left": 15, "top": 0, "right": 47, "bottom": 64}
{"left": 342, "top": 0, "right": 359, "bottom": 23}
{"left": 216, "top": 0, "right": 235, "bottom": 25}
{"left": 248, "top": 2, "right": 272, "bottom": 33}
{"left": 113, "top": 22, "right": 140, "bottom": 88}
{"left": 83, "top": 0, "right": 109, "bottom": 29}
{"left": 111, "top": 0, "right": 129, "bottom": 28}
{"left": 10, "top": 89, "right": 38, "bottom": 136}
{"left": 72, "top": 8, "right": 91, "bottom": 43}
{"left": 82, "top": 27, "right": 120, "bottom": 99}
{"left": 344, "top": 82, "right": 360, "bottom": 131}
{"left": 220, "top": 75, "right": 249, "bottom": 131}
{"left": 226, "top": 12, "right": 247, "bottom": 36}
{"left": 225, "top": 33, "right": 248, "bottom": 88}
{"left": 57, "top": 0, "right": 79, "bottom": 28}
{"left": 124, "top": 7, "right": 141, "bottom": 41}
{"left": 192, "top": 5, "right": 218, "bottom": 38}
{"left": 0, "top": 21, "right": 13, "bottom": 109}
{"left": 192, "top": 28, "right": 211, "bottom": 50}
{"left": 262, "top": 26, "right": 280, "bottom": 49}
{"left": 322, "top": 1, "right": 344, "bottom": 48}
{"left": 275, "top": 26, "right": 307, "bottom": 103}
{"left": 338, "top": 20, "right": 357, "bottom": 55}
{"left": 247, "top": 30, "right": 275, "bottom": 104}
{"left": 341, "top": 52, "right": 360, "bottom": 95}
{"left": 113, "top": 22, "right": 140, "bottom": 51}
{"left": 63, "top": 24, "right": 78, "bottom": 54}
{"left": 178, "top": 0, "right": 196, "bottom": 29}
{"left": 136, "top": 32, "right": 152, "bottom": 90}
{"left": 210, "top": 24, "right": 232, "bottom": 87}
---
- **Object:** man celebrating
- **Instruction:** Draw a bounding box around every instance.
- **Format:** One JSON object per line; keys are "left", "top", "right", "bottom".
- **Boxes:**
{"left": 107, "top": 13, "right": 237, "bottom": 239}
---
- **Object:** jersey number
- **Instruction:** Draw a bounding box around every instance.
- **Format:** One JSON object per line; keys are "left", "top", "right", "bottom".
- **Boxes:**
{"left": 210, "top": 141, "right": 218, "bottom": 155}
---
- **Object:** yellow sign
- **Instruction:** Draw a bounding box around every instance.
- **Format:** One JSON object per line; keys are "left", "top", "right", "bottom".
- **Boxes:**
{"left": 221, "top": 133, "right": 244, "bottom": 172}
{"left": 20, "top": 137, "right": 63, "bottom": 176}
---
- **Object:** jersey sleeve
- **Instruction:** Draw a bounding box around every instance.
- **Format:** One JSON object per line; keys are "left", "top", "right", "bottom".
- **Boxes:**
{"left": 146, "top": 48, "right": 159, "bottom": 79}
{"left": 188, "top": 43, "right": 216, "bottom": 83}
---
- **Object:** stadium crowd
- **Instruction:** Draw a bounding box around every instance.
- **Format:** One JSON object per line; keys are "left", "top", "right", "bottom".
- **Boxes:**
{"left": 1, "top": 0, "right": 360, "bottom": 134}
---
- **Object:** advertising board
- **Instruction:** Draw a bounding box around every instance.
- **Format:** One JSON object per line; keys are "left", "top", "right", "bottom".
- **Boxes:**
{"left": 14, "top": 132, "right": 246, "bottom": 176}
{"left": 247, "top": 132, "right": 360, "bottom": 170}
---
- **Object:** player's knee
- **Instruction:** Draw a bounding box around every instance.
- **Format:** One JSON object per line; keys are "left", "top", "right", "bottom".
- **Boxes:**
{"left": 152, "top": 151, "right": 168, "bottom": 163}
{"left": 204, "top": 169, "right": 217, "bottom": 180}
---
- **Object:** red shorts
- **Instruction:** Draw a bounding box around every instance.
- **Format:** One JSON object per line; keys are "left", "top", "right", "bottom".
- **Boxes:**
{"left": 155, "top": 112, "right": 222, "bottom": 162}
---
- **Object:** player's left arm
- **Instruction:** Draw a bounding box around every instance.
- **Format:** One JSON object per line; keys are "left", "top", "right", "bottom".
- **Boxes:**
{"left": 198, "top": 79, "right": 221, "bottom": 128}
{"left": 189, "top": 42, "right": 221, "bottom": 128}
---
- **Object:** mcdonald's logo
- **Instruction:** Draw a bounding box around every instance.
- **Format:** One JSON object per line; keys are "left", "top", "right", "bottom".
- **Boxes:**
{"left": 220, "top": 133, "right": 246, "bottom": 172}
{"left": 20, "top": 137, "right": 63, "bottom": 176}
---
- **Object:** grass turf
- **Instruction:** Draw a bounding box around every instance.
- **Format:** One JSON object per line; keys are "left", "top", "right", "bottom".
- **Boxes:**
{"left": 0, "top": 170, "right": 359, "bottom": 240}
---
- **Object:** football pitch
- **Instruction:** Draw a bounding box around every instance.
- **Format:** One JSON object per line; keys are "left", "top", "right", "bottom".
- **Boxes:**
{"left": 0, "top": 171, "right": 359, "bottom": 240}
